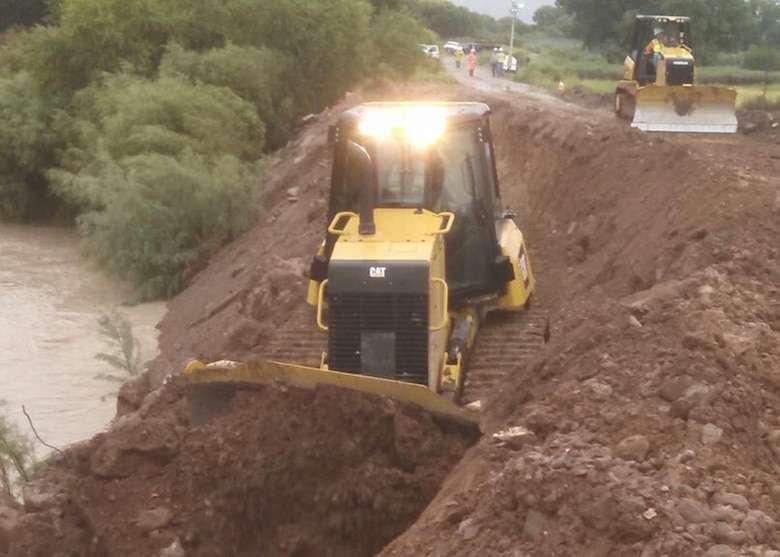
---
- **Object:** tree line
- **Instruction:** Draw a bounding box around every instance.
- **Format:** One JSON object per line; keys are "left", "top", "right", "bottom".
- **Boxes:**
{"left": 0, "top": 0, "right": 445, "bottom": 300}
{"left": 555, "top": 0, "right": 780, "bottom": 60}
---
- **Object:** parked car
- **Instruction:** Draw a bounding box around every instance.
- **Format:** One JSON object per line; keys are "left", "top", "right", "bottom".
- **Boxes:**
{"left": 464, "top": 42, "right": 499, "bottom": 53}
{"left": 420, "top": 44, "right": 440, "bottom": 60}
{"left": 443, "top": 41, "right": 462, "bottom": 54}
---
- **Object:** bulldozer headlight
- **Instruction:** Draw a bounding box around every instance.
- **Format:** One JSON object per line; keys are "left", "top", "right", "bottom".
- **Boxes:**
{"left": 358, "top": 106, "right": 446, "bottom": 146}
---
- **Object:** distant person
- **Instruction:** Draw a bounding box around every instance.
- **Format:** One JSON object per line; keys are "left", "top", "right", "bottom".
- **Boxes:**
{"left": 454, "top": 46, "right": 464, "bottom": 69}
{"left": 467, "top": 48, "right": 477, "bottom": 77}
{"left": 497, "top": 48, "right": 506, "bottom": 77}
{"left": 490, "top": 48, "right": 498, "bottom": 77}
{"left": 645, "top": 27, "right": 665, "bottom": 69}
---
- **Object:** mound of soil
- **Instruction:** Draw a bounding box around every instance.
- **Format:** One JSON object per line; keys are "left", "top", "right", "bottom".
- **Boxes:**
{"left": 4, "top": 66, "right": 780, "bottom": 557}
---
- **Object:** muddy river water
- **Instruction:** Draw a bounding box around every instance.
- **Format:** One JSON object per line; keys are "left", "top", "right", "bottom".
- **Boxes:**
{"left": 0, "top": 224, "right": 166, "bottom": 459}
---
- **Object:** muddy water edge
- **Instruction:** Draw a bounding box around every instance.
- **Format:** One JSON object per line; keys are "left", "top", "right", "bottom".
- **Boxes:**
{"left": 0, "top": 223, "right": 166, "bottom": 460}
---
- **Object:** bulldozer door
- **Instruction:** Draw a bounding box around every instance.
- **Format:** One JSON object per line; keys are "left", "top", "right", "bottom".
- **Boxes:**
{"left": 434, "top": 126, "right": 502, "bottom": 303}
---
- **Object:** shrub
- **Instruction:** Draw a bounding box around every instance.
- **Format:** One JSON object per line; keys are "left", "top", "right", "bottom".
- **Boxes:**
{"left": 0, "top": 72, "right": 72, "bottom": 220}
{"left": 70, "top": 73, "right": 265, "bottom": 164}
{"left": 743, "top": 45, "right": 780, "bottom": 73}
{"left": 160, "top": 43, "right": 295, "bottom": 150}
{"left": 49, "top": 72, "right": 268, "bottom": 298}
{"left": 0, "top": 404, "right": 33, "bottom": 497}
{"left": 51, "top": 151, "right": 261, "bottom": 300}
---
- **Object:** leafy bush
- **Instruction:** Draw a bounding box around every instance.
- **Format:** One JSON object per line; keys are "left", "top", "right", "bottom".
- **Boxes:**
{"left": 0, "top": 404, "right": 33, "bottom": 497}
{"left": 743, "top": 45, "right": 780, "bottom": 73}
{"left": 53, "top": 151, "right": 261, "bottom": 299}
{"left": 222, "top": 0, "right": 372, "bottom": 112}
{"left": 161, "top": 43, "right": 294, "bottom": 150}
{"left": 70, "top": 73, "right": 265, "bottom": 163}
{"left": 0, "top": 72, "right": 72, "bottom": 220}
{"left": 47, "top": 73, "right": 265, "bottom": 298}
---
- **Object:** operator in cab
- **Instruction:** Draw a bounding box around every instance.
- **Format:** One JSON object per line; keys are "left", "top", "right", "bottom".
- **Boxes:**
{"left": 645, "top": 27, "right": 665, "bottom": 69}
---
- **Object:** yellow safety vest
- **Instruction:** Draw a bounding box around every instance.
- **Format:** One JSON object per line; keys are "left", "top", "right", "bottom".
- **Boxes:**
{"left": 652, "top": 39, "right": 662, "bottom": 53}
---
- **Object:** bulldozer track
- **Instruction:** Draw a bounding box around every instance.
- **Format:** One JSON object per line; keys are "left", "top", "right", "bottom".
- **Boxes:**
{"left": 461, "top": 308, "right": 550, "bottom": 406}
{"left": 255, "top": 301, "right": 549, "bottom": 410}
{"left": 260, "top": 306, "right": 327, "bottom": 368}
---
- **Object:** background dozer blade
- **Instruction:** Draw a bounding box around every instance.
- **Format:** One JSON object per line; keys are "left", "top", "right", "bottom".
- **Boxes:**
{"left": 632, "top": 85, "right": 737, "bottom": 133}
{"left": 184, "top": 359, "right": 479, "bottom": 430}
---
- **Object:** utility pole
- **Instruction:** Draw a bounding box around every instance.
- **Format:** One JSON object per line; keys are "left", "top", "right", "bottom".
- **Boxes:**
{"left": 508, "top": 1, "right": 524, "bottom": 72}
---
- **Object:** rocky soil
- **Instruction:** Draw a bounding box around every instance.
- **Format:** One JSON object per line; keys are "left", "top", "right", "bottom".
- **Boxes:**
{"left": 2, "top": 63, "right": 779, "bottom": 557}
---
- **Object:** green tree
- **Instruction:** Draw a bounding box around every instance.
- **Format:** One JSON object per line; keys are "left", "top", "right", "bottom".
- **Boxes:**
{"left": 223, "top": 0, "right": 372, "bottom": 112}
{"left": 413, "top": 1, "right": 479, "bottom": 38}
{"left": 748, "top": 0, "right": 780, "bottom": 46}
{"left": 0, "top": 72, "right": 72, "bottom": 220}
{"left": 659, "top": 0, "right": 756, "bottom": 52}
{"left": 534, "top": 5, "right": 563, "bottom": 28}
{"left": 368, "top": 0, "right": 407, "bottom": 10}
{"left": 0, "top": 0, "right": 48, "bottom": 31}
{"left": 365, "top": 10, "right": 432, "bottom": 81}
{"left": 23, "top": 0, "right": 187, "bottom": 94}
{"left": 557, "top": 0, "right": 757, "bottom": 52}
{"left": 160, "top": 42, "right": 294, "bottom": 150}
{"left": 531, "top": 6, "right": 573, "bottom": 37}
{"left": 555, "top": 0, "right": 633, "bottom": 48}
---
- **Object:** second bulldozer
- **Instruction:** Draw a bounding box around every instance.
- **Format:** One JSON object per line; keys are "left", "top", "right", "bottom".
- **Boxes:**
{"left": 185, "top": 102, "right": 549, "bottom": 428}
{"left": 615, "top": 15, "right": 737, "bottom": 133}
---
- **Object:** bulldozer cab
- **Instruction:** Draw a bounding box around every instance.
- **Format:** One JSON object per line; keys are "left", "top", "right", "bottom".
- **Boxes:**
{"left": 324, "top": 103, "right": 507, "bottom": 306}
{"left": 630, "top": 16, "right": 692, "bottom": 84}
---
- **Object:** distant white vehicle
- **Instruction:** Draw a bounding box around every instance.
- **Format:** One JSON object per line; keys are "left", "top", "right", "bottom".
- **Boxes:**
{"left": 503, "top": 54, "right": 517, "bottom": 72}
{"left": 443, "top": 41, "right": 462, "bottom": 53}
{"left": 421, "top": 44, "right": 440, "bottom": 60}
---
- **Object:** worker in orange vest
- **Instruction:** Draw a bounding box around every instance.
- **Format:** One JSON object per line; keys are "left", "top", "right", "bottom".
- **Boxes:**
{"left": 645, "top": 27, "right": 665, "bottom": 70}
{"left": 467, "top": 48, "right": 477, "bottom": 77}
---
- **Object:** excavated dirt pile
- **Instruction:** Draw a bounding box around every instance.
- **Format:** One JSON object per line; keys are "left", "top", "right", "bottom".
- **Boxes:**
{"left": 3, "top": 73, "right": 780, "bottom": 557}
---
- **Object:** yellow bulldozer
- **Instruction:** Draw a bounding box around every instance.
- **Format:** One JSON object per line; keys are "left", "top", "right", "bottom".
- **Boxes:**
{"left": 185, "top": 102, "right": 549, "bottom": 428}
{"left": 615, "top": 15, "right": 737, "bottom": 133}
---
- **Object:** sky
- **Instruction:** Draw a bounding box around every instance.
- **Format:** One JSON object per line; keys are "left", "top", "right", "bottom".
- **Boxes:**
{"left": 449, "top": 0, "right": 556, "bottom": 24}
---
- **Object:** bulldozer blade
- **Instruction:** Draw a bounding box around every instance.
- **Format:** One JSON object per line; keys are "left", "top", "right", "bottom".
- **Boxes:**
{"left": 632, "top": 86, "right": 737, "bottom": 133}
{"left": 184, "top": 359, "right": 479, "bottom": 430}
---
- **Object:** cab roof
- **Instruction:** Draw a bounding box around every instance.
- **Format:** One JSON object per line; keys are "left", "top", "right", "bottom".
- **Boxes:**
{"left": 337, "top": 102, "right": 491, "bottom": 128}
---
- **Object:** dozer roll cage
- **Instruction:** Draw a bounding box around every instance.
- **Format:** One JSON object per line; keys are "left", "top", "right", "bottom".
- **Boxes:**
{"left": 311, "top": 102, "right": 516, "bottom": 307}
{"left": 630, "top": 16, "right": 693, "bottom": 84}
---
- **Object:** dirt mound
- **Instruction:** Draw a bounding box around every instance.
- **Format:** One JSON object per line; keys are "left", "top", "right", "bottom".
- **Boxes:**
{"left": 7, "top": 380, "right": 476, "bottom": 556}
{"left": 5, "top": 74, "right": 780, "bottom": 557}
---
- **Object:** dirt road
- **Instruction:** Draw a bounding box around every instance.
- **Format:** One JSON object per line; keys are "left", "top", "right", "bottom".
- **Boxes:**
{"left": 4, "top": 64, "right": 780, "bottom": 557}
